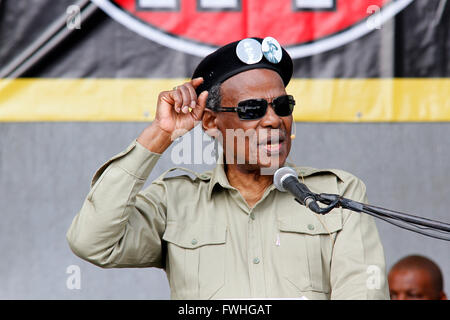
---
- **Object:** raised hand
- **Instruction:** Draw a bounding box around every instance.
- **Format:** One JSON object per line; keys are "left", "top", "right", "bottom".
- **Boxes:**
{"left": 137, "top": 77, "right": 209, "bottom": 154}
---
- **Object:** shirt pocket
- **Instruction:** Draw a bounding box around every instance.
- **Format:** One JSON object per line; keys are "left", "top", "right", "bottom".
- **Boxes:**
{"left": 162, "top": 221, "right": 227, "bottom": 299}
{"left": 277, "top": 212, "right": 343, "bottom": 294}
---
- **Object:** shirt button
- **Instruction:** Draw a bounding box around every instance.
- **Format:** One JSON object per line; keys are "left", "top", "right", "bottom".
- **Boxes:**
{"left": 249, "top": 212, "right": 255, "bottom": 220}
{"left": 253, "top": 257, "right": 260, "bottom": 264}
{"left": 307, "top": 224, "right": 315, "bottom": 231}
{"left": 191, "top": 239, "right": 198, "bottom": 245}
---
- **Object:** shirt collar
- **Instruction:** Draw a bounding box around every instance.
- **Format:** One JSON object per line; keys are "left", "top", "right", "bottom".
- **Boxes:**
{"left": 206, "top": 158, "right": 298, "bottom": 200}
{"left": 207, "top": 161, "right": 234, "bottom": 200}
{"left": 206, "top": 159, "right": 346, "bottom": 200}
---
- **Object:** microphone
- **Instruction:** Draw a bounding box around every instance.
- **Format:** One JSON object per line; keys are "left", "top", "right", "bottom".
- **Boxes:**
{"left": 273, "top": 167, "right": 321, "bottom": 213}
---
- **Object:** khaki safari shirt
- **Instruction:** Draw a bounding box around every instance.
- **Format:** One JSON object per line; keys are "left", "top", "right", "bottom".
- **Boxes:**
{"left": 67, "top": 140, "right": 389, "bottom": 300}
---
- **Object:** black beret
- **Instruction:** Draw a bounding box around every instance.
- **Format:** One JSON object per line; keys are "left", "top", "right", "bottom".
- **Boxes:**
{"left": 192, "top": 37, "right": 293, "bottom": 97}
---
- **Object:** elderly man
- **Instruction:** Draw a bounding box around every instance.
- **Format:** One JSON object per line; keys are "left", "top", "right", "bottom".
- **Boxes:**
{"left": 67, "top": 37, "right": 389, "bottom": 300}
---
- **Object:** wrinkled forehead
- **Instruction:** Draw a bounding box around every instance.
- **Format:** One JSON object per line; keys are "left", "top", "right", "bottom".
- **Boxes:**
{"left": 220, "top": 69, "right": 286, "bottom": 102}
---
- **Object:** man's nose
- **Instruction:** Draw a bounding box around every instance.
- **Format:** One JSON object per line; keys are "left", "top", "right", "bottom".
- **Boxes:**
{"left": 259, "top": 103, "right": 282, "bottom": 128}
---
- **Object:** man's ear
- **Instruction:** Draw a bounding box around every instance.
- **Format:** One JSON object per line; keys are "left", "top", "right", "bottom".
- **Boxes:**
{"left": 202, "top": 108, "right": 219, "bottom": 137}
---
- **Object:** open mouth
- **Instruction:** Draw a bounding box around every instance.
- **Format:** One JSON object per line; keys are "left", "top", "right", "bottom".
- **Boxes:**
{"left": 262, "top": 142, "right": 282, "bottom": 153}
{"left": 258, "top": 136, "right": 285, "bottom": 155}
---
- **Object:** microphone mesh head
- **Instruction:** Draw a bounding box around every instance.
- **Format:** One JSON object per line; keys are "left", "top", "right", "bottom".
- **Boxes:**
{"left": 273, "top": 167, "right": 298, "bottom": 192}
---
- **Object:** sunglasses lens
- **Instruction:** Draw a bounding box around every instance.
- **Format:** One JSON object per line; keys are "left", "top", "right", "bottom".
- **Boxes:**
{"left": 273, "top": 95, "right": 295, "bottom": 117}
{"left": 235, "top": 95, "right": 294, "bottom": 120}
{"left": 237, "top": 100, "right": 268, "bottom": 120}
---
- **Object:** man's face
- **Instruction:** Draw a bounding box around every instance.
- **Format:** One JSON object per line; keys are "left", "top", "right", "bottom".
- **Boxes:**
{"left": 215, "top": 68, "right": 292, "bottom": 171}
{"left": 388, "top": 268, "right": 442, "bottom": 300}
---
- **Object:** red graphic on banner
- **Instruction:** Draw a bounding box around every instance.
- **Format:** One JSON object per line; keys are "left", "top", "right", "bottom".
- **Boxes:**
{"left": 114, "top": 0, "right": 388, "bottom": 46}
{"left": 92, "top": 0, "right": 413, "bottom": 57}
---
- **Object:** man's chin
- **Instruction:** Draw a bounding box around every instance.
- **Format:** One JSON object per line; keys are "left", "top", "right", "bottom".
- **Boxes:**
{"left": 248, "top": 154, "right": 288, "bottom": 175}
{"left": 258, "top": 148, "right": 288, "bottom": 166}
{"left": 258, "top": 159, "right": 286, "bottom": 175}
{"left": 227, "top": 149, "right": 289, "bottom": 174}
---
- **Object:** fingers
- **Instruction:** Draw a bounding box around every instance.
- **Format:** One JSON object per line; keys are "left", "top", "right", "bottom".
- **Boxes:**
{"left": 190, "top": 77, "right": 204, "bottom": 89}
{"left": 177, "top": 85, "right": 193, "bottom": 113}
{"left": 175, "top": 85, "right": 187, "bottom": 113}
{"left": 165, "top": 90, "right": 182, "bottom": 113}
{"left": 185, "top": 83, "right": 198, "bottom": 110}
{"left": 172, "top": 79, "right": 202, "bottom": 114}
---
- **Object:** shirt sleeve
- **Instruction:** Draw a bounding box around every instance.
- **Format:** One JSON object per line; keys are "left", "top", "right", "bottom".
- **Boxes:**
{"left": 329, "top": 176, "right": 390, "bottom": 300}
{"left": 66, "top": 140, "right": 167, "bottom": 268}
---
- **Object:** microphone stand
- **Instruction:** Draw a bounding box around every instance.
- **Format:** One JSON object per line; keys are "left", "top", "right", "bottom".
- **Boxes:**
{"left": 306, "top": 193, "right": 450, "bottom": 241}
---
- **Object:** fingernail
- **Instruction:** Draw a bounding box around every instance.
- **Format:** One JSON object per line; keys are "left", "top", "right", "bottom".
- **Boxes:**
{"left": 191, "top": 101, "right": 196, "bottom": 108}
{"left": 182, "top": 106, "right": 189, "bottom": 113}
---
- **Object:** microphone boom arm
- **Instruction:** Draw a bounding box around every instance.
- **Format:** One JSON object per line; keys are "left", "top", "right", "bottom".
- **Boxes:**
{"left": 313, "top": 193, "right": 450, "bottom": 241}
{"left": 273, "top": 166, "right": 450, "bottom": 241}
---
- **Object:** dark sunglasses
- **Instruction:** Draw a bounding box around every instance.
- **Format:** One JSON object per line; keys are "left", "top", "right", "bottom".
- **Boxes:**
{"left": 214, "top": 95, "right": 295, "bottom": 120}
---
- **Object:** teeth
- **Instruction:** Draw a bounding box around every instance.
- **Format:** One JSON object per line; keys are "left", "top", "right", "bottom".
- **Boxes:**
{"left": 264, "top": 143, "right": 281, "bottom": 151}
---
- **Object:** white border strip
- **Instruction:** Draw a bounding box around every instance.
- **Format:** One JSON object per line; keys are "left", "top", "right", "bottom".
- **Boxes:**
{"left": 90, "top": 0, "right": 414, "bottom": 58}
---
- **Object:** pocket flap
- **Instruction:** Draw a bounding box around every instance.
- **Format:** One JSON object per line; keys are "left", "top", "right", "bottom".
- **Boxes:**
{"left": 163, "top": 221, "right": 227, "bottom": 249}
{"left": 278, "top": 212, "right": 343, "bottom": 235}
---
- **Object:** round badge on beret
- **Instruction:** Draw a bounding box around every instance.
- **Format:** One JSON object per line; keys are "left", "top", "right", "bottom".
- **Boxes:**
{"left": 262, "top": 37, "right": 282, "bottom": 64}
{"left": 235, "top": 38, "right": 263, "bottom": 64}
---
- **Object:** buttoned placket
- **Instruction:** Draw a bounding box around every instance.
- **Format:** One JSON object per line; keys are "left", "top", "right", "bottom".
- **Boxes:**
{"left": 247, "top": 205, "right": 266, "bottom": 297}
{"left": 228, "top": 185, "right": 276, "bottom": 298}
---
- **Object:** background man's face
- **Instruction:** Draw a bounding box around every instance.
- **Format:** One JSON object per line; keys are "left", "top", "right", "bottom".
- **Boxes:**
{"left": 388, "top": 268, "right": 444, "bottom": 300}
{"left": 216, "top": 68, "right": 293, "bottom": 171}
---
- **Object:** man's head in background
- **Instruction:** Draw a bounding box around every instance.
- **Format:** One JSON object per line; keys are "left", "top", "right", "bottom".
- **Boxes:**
{"left": 388, "top": 255, "right": 447, "bottom": 300}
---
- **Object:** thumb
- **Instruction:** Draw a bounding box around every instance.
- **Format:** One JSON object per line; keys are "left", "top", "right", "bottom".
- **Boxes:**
{"left": 191, "top": 90, "right": 208, "bottom": 120}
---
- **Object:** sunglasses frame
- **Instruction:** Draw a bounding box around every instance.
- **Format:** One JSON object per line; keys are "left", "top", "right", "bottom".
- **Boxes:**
{"left": 214, "top": 94, "right": 295, "bottom": 120}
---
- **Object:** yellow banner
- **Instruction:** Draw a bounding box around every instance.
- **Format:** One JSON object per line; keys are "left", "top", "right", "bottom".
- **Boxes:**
{"left": 0, "top": 78, "right": 449, "bottom": 122}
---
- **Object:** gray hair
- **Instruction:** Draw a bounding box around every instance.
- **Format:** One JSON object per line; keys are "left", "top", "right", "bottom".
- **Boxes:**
{"left": 205, "top": 84, "right": 222, "bottom": 111}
